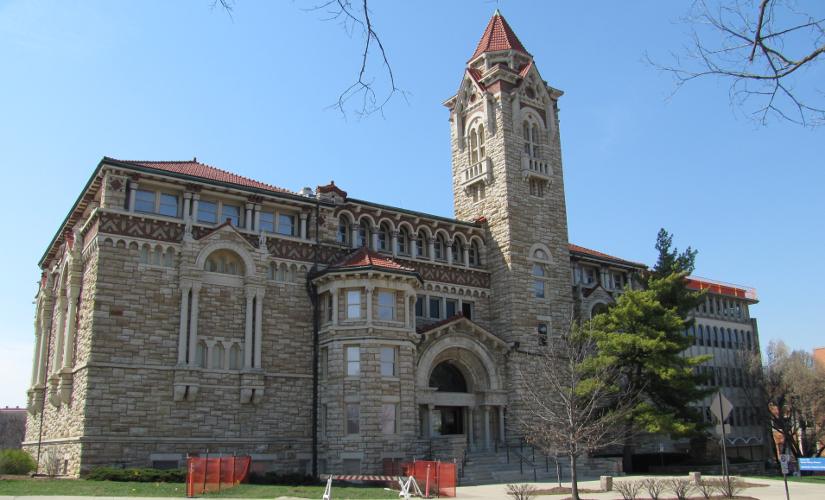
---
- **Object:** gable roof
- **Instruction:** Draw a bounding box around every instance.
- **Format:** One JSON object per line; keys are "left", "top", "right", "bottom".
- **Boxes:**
{"left": 105, "top": 157, "right": 295, "bottom": 195}
{"left": 568, "top": 243, "right": 647, "bottom": 269}
{"left": 470, "top": 11, "right": 530, "bottom": 61}
{"left": 330, "top": 247, "right": 414, "bottom": 272}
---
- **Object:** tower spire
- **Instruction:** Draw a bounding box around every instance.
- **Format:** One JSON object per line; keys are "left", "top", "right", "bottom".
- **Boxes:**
{"left": 469, "top": 11, "right": 530, "bottom": 61}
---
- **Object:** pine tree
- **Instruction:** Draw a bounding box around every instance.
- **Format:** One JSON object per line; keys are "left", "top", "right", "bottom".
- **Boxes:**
{"left": 586, "top": 229, "right": 712, "bottom": 471}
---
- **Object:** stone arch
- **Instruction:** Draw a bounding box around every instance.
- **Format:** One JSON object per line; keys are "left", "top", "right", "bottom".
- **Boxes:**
{"left": 519, "top": 106, "right": 546, "bottom": 131}
{"left": 528, "top": 242, "right": 553, "bottom": 263}
{"left": 195, "top": 241, "right": 256, "bottom": 277}
{"left": 397, "top": 221, "right": 415, "bottom": 235}
{"left": 417, "top": 334, "right": 501, "bottom": 392}
{"left": 589, "top": 301, "right": 610, "bottom": 319}
{"left": 376, "top": 217, "right": 396, "bottom": 233}
{"left": 356, "top": 213, "right": 376, "bottom": 228}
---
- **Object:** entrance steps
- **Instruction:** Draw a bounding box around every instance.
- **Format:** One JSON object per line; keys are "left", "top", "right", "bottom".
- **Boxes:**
{"left": 459, "top": 449, "right": 621, "bottom": 486}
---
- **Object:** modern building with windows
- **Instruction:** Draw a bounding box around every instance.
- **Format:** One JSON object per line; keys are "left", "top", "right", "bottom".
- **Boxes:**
{"left": 24, "top": 11, "right": 761, "bottom": 477}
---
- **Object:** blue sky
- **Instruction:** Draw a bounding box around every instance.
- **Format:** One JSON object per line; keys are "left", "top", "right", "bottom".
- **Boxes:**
{"left": 1, "top": 1, "right": 822, "bottom": 406}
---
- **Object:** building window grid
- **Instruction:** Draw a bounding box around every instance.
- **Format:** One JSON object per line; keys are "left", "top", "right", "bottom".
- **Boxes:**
{"left": 346, "top": 346, "right": 360, "bottom": 377}
{"left": 377, "top": 291, "right": 395, "bottom": 321}
{"left": 380, "top": 347, "right": 397, "bottom": 377}
{"left": 346, "top": 290, "right": 361, "bottom": 319}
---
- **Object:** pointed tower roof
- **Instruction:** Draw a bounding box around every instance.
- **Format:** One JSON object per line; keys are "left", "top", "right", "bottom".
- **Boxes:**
{"left": 469, "top": 10, "right": 530, "bottom": 61}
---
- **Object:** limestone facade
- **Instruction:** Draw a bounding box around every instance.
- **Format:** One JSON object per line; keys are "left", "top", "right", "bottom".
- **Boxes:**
{"left": 23, "top": 12, "right": 760, "bottom": 477}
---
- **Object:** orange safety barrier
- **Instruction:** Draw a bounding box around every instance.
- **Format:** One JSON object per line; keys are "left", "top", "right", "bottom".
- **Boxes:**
{"left": 186, "top": 455, "right": 251, "bottom": 497}
{"left": 401, "top": 460, "right": 457, "bottom": 498}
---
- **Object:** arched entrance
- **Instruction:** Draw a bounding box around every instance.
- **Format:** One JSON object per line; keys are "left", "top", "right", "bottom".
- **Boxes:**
{"left": 416, "top": 326, "right": 508, "bottom": 451}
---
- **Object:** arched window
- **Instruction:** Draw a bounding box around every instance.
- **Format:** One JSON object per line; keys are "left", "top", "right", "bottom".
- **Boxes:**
{"left": 337, "top": 216, "right": 350, "bottom": 245}
{"left": 398, "top": 228, "right": 410, "bottom": 255}
{"left": 532, "top": 264, "right": 545, "bottom": 298}
{"left": 590, "top": 303, "right": 609, "bottom": 318}
{"left": 378, "top": 223, "right": 391, "bottom": 252}
{"left": 429, "top": 362, "right": 468, "bottom": 393}
{"left": 268, "top": 262, "right": 277, "bottom": 280}
{"left": 195, "top": 341, "right": 207, "bottom": 368}
{"left": 416, "top": 231, "right": 429, "bottom": 259}
{"left": 468, "top": 241, "right": 481, "bottom": 267}
{"left": 434, "top": 234, "right": 447, "bottom": 261}
{"left": 450, "top": 239, "right": 462, "bottom": 264}
{"left": 204, "top": 250, "right": 245, "bottom": 276}
{"left": 469, "top": 123, "right": 486, "bottom": 165}
{"left": 523, "top": 119, "right": 540, "bottom": 158}
{"left": 229, "top": 344, "right": 242, "bottom": 370}
{"left": 357, "top": 220, "right": 370, "bottom": 248}
{"left": 211, "top": 343, "right": 225, "bottom": 370}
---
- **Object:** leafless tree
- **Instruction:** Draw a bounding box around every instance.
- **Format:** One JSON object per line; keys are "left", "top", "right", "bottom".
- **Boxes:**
{"left": 739, "top": 341, "right": 825, "bottom": 459}
{"left": 215, "top": 0, "right": 403, "bottom": 118}
{"left": 512, "top": 322, "right": 641, "bottom": 500}
{"left": 650, "top": 0, "right": 825, "bottom": 127}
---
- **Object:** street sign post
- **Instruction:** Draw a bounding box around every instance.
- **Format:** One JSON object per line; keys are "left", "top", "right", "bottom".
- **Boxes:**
{"left": 710, "top": 392, "right": 733, "bottom": 495}
{"left": 779, "top": 454, "right": 791, "bottom": 500}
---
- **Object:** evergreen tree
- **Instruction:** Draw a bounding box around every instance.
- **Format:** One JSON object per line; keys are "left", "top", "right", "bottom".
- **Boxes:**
{"left": 586, "top": 229, "right": 712, "bottom": 470}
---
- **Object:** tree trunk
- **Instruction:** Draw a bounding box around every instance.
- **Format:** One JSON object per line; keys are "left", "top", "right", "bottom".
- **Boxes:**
{"left": 622, "top": 421, "right": 634, "bottom": 473}
{"left": 570, "top": 453, "right": 579, "bottom": 500}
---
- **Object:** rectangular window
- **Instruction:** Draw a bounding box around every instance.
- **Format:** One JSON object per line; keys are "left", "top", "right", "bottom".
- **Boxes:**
{"left": 326, "top": 294, "right": 333, "bottom": 322}
{"left": 346, "top": 346, "right": 360, "bottom": 377}
{"left": 461, "top": 301, "right": 473, "bottom": 320}
{"left": 428, "top": 297, "right": 442, "bottom": 319}
{"left": 347, "top": 290, "right": 361, "bottom": 319}
{"left": 381, "top": 403, "right": 397, "bottom": 434}
{"left": 277, "top": 213, "right": 295, "bottom": 236}
{"left": 612, "top": 272, "right": 624, "bottom": 289}
{"left": 415, "top": 296, "right": 425, "bottom": 318}
{"left": 380, "top": 347, "right": 396, "bottom": 377}
{"left": 222, "top": 204, "right": 241, "bottom": 226}
{"left": 446, "top": 299, "right": 458, "bottom": 318}
{"left": 259, "top": 211, "right": 275, "bottom": 232}
{"left": 534, "top": 280, "right": 545, "bottom": 298}
{"left": 584, "top": 268, "right": 595, "bottom": 285}
{"left": 158, "top": 193, "right": 178, "bottom": 217}
{"left": 346, "top": 403, "right": 360, "bottom": 435}
{"left": 198, "top": 200, "right": 218, "bottom": 223}
{"left": 378, "top": 291, "right": 395, "bottom": 321}
{"left": 320, "top": 347, "right": 328, "bottom": 378}
{"left": 135, "top": 190, "right": 156, "bottom": 213}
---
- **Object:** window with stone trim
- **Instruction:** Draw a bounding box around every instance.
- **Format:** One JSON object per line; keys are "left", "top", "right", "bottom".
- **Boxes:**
{"left": 415, "top": 296, "right": 425, "bottom": 318}
{"left": 197, "top": 200, "right": 218, "bottom": 224}
{"left": 277, "top": 213, "right": 295, "bottom": 236}
{"left": 433, "top": 234, "right": 447, "bottom": 261}
{"left": 204, "top": 250, "right": 244, "bottom": 275}
{"left": 380, "top": 346, "right": 397, "bottom": 377}
{"left": 377, "top": 291, "right": 395, "bottom": 321}
{"left": 428, "top": 297, "right": 442, "bottom": 319}
{"left": 528, "top": 178, "right": 545, "bottom": 197}
{"left": 345, "top": 404, "right": 360, "bottom": 435}
{"left": 398, "top": 227, "right": 410, "bottom": 255}
{"left": 523, "top": 119, "right": 540, "bottom": 158}
{"left": 461, "top": 301, "right": 473, "bottom": 319}
{"left": 195, "top": 341, "right": 207, "bottom": 368}
{"left": 259, "top": 211, "right": 275, "bottom": 232}
{"left": 416, "top": 231, "right": 429, "bottom": 259}
{"left": 532, "top": 264, "right": 546, "bottom": 298}
{"left": 450, "top": 240, "right": 462, "bottom": 264}
{"left": 357, "top": 220, "right": 370, "bottom": 248}
{"left": 378, "top": 223, "right": 391, "bottom": 252}
{"left": 337, "top": 217, "right": 350, "bottom": 245}
{"left": 211, "top": 343, "right": 225, "bottom": 369}
{"left": 346, "top": 346, "right": 360, "bottom": 377}
{"left": 229, "top": 344, "right": 242, "bottom": 370}
{"left": 468, "top": 123, "right": 486, "bottom": 165}
{"left": 381, "top": 403, "right": 398, "bottom": 434}
{"left": 346, "top": 290, "right": 361, "bottom": 319}
{"left": 468, "top": 241, "right": 481, "bottom": 267}
{"left": 446, "top": 299, "right": 458, "bottom": 318}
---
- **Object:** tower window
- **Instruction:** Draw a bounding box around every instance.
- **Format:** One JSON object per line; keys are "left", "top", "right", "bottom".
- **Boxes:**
{"left": 337, "top": 217, "right": 350, "bottom": 244}
{"left": 529, "top": 179, "right": 545, "bottom": 197}
{"left": 468, "top": 123, "right": 486, "bottom": 165}
{"left": 523, "top": 118, "right": 541, "bottom": 158}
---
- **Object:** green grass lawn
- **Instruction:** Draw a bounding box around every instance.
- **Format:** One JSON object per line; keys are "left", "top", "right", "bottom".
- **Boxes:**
{"left": 0, "top": 479, "right": 397, "bottom": 498}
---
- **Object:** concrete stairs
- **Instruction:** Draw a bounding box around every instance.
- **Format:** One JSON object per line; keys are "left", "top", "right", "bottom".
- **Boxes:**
{"left": 458, "top": 448, "right": 621, "bottom": 486}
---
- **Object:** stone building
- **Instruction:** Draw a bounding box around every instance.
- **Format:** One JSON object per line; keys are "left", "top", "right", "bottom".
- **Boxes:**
{"left": 23, "top": 12, "right": 761, "bottom": 477}
{"left": 0, "top": 406, "right": 27, "bottom": 450}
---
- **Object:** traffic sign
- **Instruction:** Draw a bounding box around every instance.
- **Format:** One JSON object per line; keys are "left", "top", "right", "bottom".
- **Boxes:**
{"left": 799, "top": 458, "right": 825, "bottom": 471}
{"left": 779, "top": 454, "right": 791, "bottom": 475}
{"left": 710, "top": 392, "right": 733, "bottom": 423}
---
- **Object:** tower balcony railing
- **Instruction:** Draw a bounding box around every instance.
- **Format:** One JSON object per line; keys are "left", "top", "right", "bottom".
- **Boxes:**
{"left": 521, "top": 153, "right": 551, "bottom": 180}
{"left": 462, "top": 158, "right": 493, "bottom": 188}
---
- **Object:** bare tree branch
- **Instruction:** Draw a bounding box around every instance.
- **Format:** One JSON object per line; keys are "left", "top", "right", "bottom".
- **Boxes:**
{"left": 649, "top": 0, "right": 825, "bottom": 127}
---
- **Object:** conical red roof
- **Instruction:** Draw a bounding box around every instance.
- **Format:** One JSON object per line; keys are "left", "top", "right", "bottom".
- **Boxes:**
{"left": 469, "top": 10, "right": 529, "bottom": 61}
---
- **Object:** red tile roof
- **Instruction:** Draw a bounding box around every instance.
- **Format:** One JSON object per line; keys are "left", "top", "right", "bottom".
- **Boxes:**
{"left": 329, "top": 247, "right": 416, "bottom": 273}
{"left": 317, "top": 180, "right": 347, "bottom": 198}
{"left": 568, "top": 243, "right": 647, "bottom": 269}
{"left": 686, "top": 277, "right": 758, "bottom": 301}
{"left": 106, "top": 157, "right": 294, "bottom": 194}
{"left": 470, "top": 11, "right": 529, "bottom": 61}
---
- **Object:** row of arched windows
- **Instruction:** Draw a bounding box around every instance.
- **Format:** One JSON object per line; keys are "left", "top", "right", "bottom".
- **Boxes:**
{"left": 336, "top": 217, "right": 482, "bottom": 267}
{"left": 194, "top": 340, "right": 243, "bottom": 370}
{"left": 138, "top": 244, "right": 176, "bottom": 267}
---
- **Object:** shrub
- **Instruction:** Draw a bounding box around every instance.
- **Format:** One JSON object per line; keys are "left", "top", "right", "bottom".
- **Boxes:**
{"left": 83, "top": 466, "right": 185, "bottom": 483}
{"left": 696, "top": 479, "right": 717, "bottom": 499}
{"left": 614, "top": 480, "right": 643, "bottom": 500}
{"left": 716, "top": 477, "right": 747, "bottom": 498}
{"left": 643, "top": 477, "right": 667, "bottom": 500}
{"left": 246, "top": 471, "right": 320, "bottom": 486}
{"left": 506, "top": 483, "right": 538, "bottom": 500}
{"left": 0, "top": 449, "right": 37, "bottom": 475}
{"left": 668, "top": 478, "right": 694, "bottom": 500}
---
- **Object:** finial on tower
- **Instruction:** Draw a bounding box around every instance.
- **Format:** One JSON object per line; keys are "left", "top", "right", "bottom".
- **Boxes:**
{"left": 494, "top": 8, "right": 501, "bottom": 16}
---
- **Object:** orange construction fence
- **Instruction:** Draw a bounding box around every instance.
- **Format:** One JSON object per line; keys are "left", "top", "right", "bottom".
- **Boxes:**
{"left": 186, "top": 455, "right": 251, "bottom": 497}
{"left": 402, "top": 460, "right": 457, "bottom": 498}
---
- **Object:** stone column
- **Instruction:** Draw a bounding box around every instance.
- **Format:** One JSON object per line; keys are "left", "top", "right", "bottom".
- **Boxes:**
{"left": 463, "top": 247, "right": 470, "bottom": 268}
{"left": 244, "top": 286, "right": 255, "bottom": 369}
{"left": 191, "top": 194, "right": 200, "bottom": 223}
{"left": 36, "top": 299, "right": 52, "bottom": 386}
{"left": 300, "top": 213, "right": 308, "bottom": 239}
{"left": 391, "top": 232, "right": 398, "bottom": 257}
{"left": 483, "top": 406, "right": 491, "bottom": 450}
{"left": 365, "top": 287, "right": 373, "bottom": 325}
{"left": 183, "top": 193, "right": 192, "bottom": 222}
{"left": 244, "top": 203, "right": 253, "bottom": 231}
{"left": 254, "top": 204, "right": 262, "bottom": 232}
{"left": 128, "top": 180, "right": 138, "bottom": 212}
{"left": 331, "top": 288, "right": 339, "bottom": 326}
{"left": 403, "top": 292, "right": 411, "bottom": 329}
{"left": 371, "top": 231, "right": 379, "bottom": 250}
{"left": 428, "top": 239, "right": 435, "bottom": 262}
{"left": 187, "top": 283, "right": 201, "bottom": 367}
{"left": 498, "top": 406, "right": 506, "bottom": 445}
{"left": 411, "top": 238, "right": 419, "bottom": 259}
{"left": 30, "top": 308, "right": 42, "bottom": 387}
{"left": 177, "top": 283, "right": 191, "bottom": 365}
{"left": 467, "top": 407, "right": 475, "bottom": 450}
{"left": 351, "top": 226, "right": 358, "bottom": 248}
{"left": 61, "top": 285, "right": 80, "bottom": 371}
{"left": 254, "top": 288, "right": 264, "bottom": 369}
{"left": 52, "top": 292, "right": 66, "bottom": 374}
{"left": 427, "top": 404, "right": 435, "bottom": 438}
{"left": 446, "top": 240, "right": 454, "bottom": 266}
